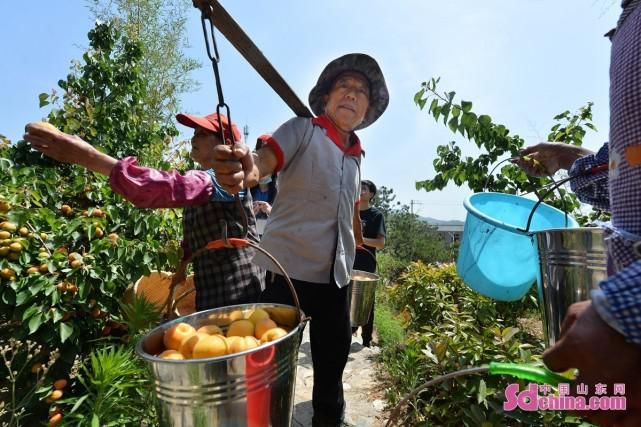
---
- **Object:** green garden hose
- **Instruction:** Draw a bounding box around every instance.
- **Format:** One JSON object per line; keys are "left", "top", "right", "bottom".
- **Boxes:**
{"left": 385, "top": 362, "right": 575, "bottom": 427}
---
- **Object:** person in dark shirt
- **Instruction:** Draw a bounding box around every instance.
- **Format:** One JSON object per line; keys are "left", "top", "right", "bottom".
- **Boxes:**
{"left": 352, "top": 179, "right": 386, "bottom": 347}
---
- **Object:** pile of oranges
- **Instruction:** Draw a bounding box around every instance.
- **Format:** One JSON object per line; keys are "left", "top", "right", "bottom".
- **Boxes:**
{"left": 157, "top": 308, "right": 293, "bottom": 360}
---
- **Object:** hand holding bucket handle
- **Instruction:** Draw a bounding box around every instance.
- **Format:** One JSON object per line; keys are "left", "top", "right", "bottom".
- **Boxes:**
{"left": 485, "top": 156, "right": 608, "bottom": 234}
{"left": 164, "top": 221, "right": 307, "bottom": 324}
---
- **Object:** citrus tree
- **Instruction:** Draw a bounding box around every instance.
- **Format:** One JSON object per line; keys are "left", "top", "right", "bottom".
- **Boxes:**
{"left": 0, "top": 22, "right": 183, "bottom": 425}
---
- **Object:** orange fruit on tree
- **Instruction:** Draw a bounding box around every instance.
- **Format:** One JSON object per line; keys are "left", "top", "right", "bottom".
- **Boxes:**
{"left": 48, "top": 413, "right": 63, "bottom": 427}
{"left": 60, "top": 205, "right": 73, "bottom": 216}
{"left": 0, "top": 221, "right": 17, "bottom": 232}
{"left": 0, "top": 268, "right": 16, "bottom": 279}
{"left": 53, "top": 379, "right": 67, "bottom": 390}
{"left": 48, "top": 389, "right": 63, "bottom": 401}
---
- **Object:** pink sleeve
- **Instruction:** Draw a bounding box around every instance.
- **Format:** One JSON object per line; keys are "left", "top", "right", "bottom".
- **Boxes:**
{"left": 108, "top": 157, "right": 213, "bottom": 208}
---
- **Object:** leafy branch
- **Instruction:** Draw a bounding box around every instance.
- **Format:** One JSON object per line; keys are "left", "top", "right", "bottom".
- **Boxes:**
{"left": 414, "top": 78, "right": 598, "bottom": 214}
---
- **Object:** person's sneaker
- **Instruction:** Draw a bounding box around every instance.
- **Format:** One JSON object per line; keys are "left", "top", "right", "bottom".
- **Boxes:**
{"left": 362, "top": 341, "right": 371, "bottom": 348}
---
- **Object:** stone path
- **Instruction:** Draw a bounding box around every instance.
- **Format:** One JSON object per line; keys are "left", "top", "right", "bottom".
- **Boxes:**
{"left": 292, "top": 328, "right": 387, "bottom": 426}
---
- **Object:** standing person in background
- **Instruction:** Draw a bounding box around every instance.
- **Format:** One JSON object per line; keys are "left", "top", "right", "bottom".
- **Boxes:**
{"left": 209, "top": 53, "right": 389, "bottom": 427}
{"left": 250, "top": 135, "right": 278, "bottom": 237}
{"left": 352, "top": 179, "right": 386, "bottom": 347}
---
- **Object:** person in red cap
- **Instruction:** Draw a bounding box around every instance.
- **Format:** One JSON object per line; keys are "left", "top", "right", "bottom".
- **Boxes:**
{"left": 25, "top": 112, "right": 264, "bottom": 310}
{"left": 209, "top": 53, "right": 389, "bottom": 427}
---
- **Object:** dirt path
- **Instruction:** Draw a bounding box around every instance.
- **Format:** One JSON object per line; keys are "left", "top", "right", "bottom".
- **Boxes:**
{"left": 292, "top": 328, "right": 387, "bottom": 426}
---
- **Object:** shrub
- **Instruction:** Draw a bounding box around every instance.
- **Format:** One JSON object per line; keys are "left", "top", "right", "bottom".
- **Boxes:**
{"left": 381, "top": 263, "right": 580, "bottom": 426}
{"left": 0, "top": 21, "right": 182, "bottom": 425}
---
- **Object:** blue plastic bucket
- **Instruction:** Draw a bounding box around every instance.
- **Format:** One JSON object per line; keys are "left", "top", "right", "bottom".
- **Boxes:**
{"left": 457, "top": 192, "right": 578, "bottom": 301}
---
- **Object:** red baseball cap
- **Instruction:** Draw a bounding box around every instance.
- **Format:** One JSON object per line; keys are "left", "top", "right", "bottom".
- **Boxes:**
{"left": 175, "top": 112, "right": 241, "bottom": 143}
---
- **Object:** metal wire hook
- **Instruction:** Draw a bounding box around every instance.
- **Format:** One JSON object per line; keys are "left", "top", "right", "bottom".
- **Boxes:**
{"left": 200, "top": 12, "right": 220, "bottom": 63}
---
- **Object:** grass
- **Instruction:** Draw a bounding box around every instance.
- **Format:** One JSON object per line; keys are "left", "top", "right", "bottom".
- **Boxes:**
{"left": 373, "top": 287, "right": 406, "bottom": 347}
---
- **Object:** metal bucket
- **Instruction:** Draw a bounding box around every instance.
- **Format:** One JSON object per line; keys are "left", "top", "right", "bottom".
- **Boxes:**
{"left": 535, "top": 227, "right": 606, "bottom": 347}
{"left": 349, "top": 270, "right": 379, "bottom": 327}
{"left": 136, "top": 303, "right": 305, "bottom": 427}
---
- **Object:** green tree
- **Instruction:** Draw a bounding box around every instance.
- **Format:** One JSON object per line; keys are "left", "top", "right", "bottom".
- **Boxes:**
{"left": 385, "top": 205, "right": 451, "bottom": 264}
{"left": 413, "top": 78, "right": 599, "bottom": 217}
{"left": 89, "top": 0, "right": 201, "bottom": 127}
{"left": 371, "top": 185, "right": 401, "bottom": 218}
{"left": 0, "top": 22, "right": 181, "bottom": 424}
{"left": 371, "top": 186, "right": 451, "bottom": 266}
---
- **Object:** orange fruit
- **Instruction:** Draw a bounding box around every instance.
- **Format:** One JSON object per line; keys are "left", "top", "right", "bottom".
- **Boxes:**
{"left": 163, "top": 322, "right": 196, "bottom": 351}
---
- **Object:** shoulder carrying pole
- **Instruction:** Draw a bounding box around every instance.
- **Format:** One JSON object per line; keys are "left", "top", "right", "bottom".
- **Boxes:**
{"left": 193, "top": 0, "right": 313, "bottom": 118}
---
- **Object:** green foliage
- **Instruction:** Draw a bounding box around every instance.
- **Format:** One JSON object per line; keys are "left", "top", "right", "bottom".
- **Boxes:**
{"left": 89, "top": 0, "right": 201, "bottom": 128}
{"left": 414, "top": 78, "right": 601, "bottom": 216}
{"left": 61, "top": 345, "right": 157, "bottom": 426}
{"left": 373, "top": 186, "right": 454, "bottom": 267}
{"left": 385, "top": 205, "right": 452, "bottom": 264}
{"left": 376, "top": 252, "right": 410, "bottom": 285}
{"left": 0, "top": 337, "right": 60, "bottom": 426}
{"left": 373, "top": 289, "right": 406, "bottom": 347}
{"left": 0, "top": 21, "right": 182, "bottom": 425}
{"left": 381, "top": 263, "right": 578, "bottom": 426}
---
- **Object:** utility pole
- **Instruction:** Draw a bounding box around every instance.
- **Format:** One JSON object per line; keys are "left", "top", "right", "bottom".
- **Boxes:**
{"left": 243, "top": 125, "right": 249, "bottom": 144}
{"left": 409, "top": 200, "right": 422, "bottom": 262}
{"left": 410, "top": 200, "right": 423, "bottom": 216}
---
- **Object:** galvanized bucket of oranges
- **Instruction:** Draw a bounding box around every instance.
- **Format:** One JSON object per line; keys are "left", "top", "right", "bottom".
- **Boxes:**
{"left": 136, "top": 237, "right": 307, "bottom": 427}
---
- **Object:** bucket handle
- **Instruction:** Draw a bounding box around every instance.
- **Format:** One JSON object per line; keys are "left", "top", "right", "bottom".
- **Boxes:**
{"left": 163, "top": 221, "right": 307, "bottom": 325}
{"left": 517, "top": 174, "right": 572, "bottom": 234}
{"left": 484, "top": 157, "right": 572, "bottom": 234}
{"left": 516, "top": 163, "right": 609, "bottom": 233}
{"left": 356, "top": 245, "right": 377, "bottom": 270}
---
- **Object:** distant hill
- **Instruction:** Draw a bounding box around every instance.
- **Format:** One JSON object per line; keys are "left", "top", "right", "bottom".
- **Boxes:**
{"left": 420, "top": 216, "right": 465, "bottom": 226}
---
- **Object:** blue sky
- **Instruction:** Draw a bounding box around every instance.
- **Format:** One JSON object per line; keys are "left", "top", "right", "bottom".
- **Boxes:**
{"left": 1, "top": 1, "right": 621, "bottom": 220}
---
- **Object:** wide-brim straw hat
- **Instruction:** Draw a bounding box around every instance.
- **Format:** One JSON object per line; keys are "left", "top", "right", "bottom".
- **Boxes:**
{"left": 308, "top": 53, "right": 389, "bottom": 131}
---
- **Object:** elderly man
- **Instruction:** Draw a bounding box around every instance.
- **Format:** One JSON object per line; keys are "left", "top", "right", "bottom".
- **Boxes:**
{"left": 212, "top": 53, "right": 389, "bottom": 427}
